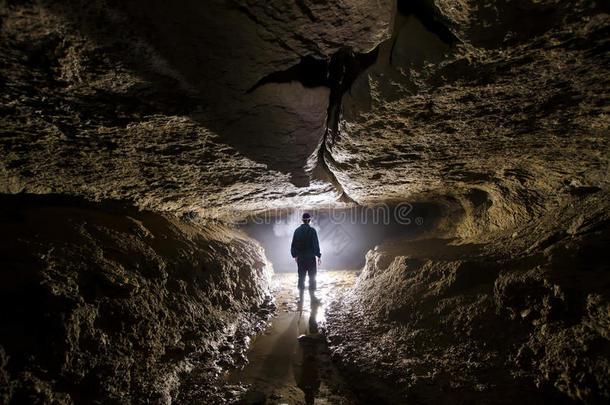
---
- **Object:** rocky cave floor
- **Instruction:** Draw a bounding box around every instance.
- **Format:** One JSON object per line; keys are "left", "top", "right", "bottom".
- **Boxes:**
{"left": 197, "top": 270, "right": 361, "bottom": 405}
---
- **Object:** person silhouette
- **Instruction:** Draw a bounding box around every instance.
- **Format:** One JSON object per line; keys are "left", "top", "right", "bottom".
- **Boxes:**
{"left": 290, "top": 213, "right": 321, "bottom": 296}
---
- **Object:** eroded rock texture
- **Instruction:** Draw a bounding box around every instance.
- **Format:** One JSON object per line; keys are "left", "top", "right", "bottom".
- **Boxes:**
{"left": 322, "top": 1, "right": 610, "bottom": 403}
{"left": 1, "top": 0, "right": 609, "bottom": 404}
{"left": 0, "top": 194, "right": 272, "bottom": 404}
{"left": 327, "top": 193, "right": 610, "bottom": 404}
{"left": 2, "top": 1, "right": 606, "bottom": 218}
{"left": 329, "top": 1, "right": 609, "bottom": 216}
{"left": 0, "top": 0, "right": 394, "bottom": 214}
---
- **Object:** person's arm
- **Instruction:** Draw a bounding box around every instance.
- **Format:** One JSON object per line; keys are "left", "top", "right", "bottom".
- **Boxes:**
{"left": 291, "top": 229, "right": 298, "bottom": 259}
{"left": 312, "top": 228, "right": 321, "bottom": 259}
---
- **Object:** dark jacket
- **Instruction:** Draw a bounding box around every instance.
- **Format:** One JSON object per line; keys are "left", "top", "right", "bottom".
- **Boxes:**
{"left": 291, "top": 224, "right": 321, "bottom": 259}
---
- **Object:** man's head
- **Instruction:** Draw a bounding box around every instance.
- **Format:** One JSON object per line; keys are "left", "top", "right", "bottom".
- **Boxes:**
{"left": 302, "top": 212, "right": 311, "bottom": 224}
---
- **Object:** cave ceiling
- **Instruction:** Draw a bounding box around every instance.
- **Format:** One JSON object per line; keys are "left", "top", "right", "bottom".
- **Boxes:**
{"left": 1, "top": 0, "right": 608, "bottom": 221}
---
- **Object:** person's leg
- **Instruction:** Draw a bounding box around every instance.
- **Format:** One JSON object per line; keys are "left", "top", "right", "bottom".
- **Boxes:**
{"left": 297, "top": 258, "right": 306, "bottom": 290}
{"left": 298, "top": 288, "right": 304, "bottom": 310}
{"left": 307, "top": 256, "right": 317, "bottom": 291}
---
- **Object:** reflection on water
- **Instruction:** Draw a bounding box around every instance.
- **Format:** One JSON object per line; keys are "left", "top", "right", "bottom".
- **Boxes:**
{"left": 226, "top": 270, "right": 359, "bottom": 404}
{"left": 295, "top": 295, "right": 321, "bottom": 404}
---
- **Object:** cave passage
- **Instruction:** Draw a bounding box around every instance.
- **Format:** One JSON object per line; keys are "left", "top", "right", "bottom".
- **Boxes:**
{"left": 240, "top": 203, "right": 439, "bottom": 272}
{"left": 218, "top": 204, "right": 439, "bottom": 403}
{"left": 1, "top": 0, "right": 608, "bottom": 404}
{"left": 225, "top": 270, "right": 360, "bottom": 404}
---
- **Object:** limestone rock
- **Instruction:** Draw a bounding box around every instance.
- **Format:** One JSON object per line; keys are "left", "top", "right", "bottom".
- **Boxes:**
{"left": 0, "top": 194, "right": 273, "bottom": 404}
{"left": 0, "top": 0, "right": 609, "bottom": 403}
{"left": 326, "top": 192, "right": 610, "bottom": 403}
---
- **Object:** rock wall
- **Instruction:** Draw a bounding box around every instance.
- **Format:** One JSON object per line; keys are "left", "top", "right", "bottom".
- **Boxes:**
{"left": 1, "top": 1, "right": 607, "bottom": 219}
{"left": 322, "top": 7, "right": 610, "bottom": 400}
{"left": 326, "top": 191, "right": 610, "bottom": 404}
{"left": 327, "top": 0, "right": 609, "bottom": 220}
{"left": 0, "top": 194, "right": 273, "bottom": 404}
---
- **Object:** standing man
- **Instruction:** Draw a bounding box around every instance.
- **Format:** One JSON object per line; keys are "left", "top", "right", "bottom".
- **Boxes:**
{"left": 291, "top": 213, "right": 321, "bottom": 292}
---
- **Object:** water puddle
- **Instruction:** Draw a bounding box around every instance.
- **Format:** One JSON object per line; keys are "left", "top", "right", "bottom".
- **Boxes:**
{"left": 226, "top": 270, "right": 360, "bottom": 404}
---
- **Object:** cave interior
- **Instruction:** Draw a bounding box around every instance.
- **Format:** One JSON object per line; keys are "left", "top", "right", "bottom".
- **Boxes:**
{"left": 0, "top": 0, "right": 609, "bottom": 404}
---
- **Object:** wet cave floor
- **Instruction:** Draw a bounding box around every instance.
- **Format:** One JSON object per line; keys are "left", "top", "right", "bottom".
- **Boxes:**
{"left": 226, "top": 270, "right": 361, "bottom": 405}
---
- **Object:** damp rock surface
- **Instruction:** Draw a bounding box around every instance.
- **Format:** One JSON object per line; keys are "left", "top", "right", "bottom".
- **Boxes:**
{"left": 224, "top": 270, "right": 361, "bottom": 405}
{"left": 0, "top": 0, "right": 393, "bottom": 211}
{"left": 328, "top": 1, "right": 609, "bottom": 220}
{"left": 0, "top": 1, "right": 609, "bottom": 404}
{"left": 326, "top": 193, "right": 610, "bottom": 404}
{"left": 0, "top": 194, "right": 273, "bottom": 404}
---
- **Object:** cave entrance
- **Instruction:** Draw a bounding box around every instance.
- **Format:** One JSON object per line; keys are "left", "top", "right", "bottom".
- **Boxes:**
{"left": 240, "top": 203, "right": 438, "bottom": 272}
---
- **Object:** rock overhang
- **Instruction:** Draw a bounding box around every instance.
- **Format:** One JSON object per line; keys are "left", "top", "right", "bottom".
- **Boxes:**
{"left": 0, "top": 0, "right": 607, "bottom": 232}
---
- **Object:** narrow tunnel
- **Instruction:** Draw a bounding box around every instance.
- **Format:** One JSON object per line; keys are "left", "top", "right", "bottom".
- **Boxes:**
{"left": 1, "top": 1, "right": 609, "bottom": 405}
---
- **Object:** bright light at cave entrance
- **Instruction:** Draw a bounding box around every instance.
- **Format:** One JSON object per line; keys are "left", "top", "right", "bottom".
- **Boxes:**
{"left": 242, "top": 205, "right": 430, "bottom": 273}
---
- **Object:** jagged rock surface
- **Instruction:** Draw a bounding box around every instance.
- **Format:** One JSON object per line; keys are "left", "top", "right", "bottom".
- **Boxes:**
{"left": 329, "top": 1, "right": 609, "bottom": 219}
{"left": 1, "top": 0, "right": 609, "bottom": 404}
{"left": 326, "top": 192, "right": 610, "bottom": 404}
{"left": 0, "top": 0, "right": 393, "bottom": 211}
{"left": 321, "top": 7, "right": 610, "bottom": 400}
{"left": 1, "top": 1, "right": 607, "bottom": 220}
{"left": 0, "top": 194, "right": 273, "bottom": 404}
